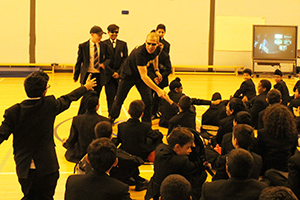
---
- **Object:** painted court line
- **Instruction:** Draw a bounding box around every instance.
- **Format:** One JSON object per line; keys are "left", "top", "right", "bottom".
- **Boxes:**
{"left": 0, "top": 146, "right": 13, "bottom": 173}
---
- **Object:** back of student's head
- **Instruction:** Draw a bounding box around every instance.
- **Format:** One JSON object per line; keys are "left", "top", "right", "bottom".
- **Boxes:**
{"left": 24, "top": 71, "right": 49, "bottom": 98}
{"left": 227, "top": 148, "right": 254, "bottom": 179}
{"left": 167, "top": 127, "right": 194, "bottom": 149}
{"left": 179, "top": 95, "right": 191, "bottom": 111}
{"left": 234, "top": 111, "right": 252, "bottom": 126}
{"left": 84, "top": 91, "right": 99, "bottom": 111}
{"left": 267, "top": 89, "right": 282, "bottom": 104}
{"left": 232, "top": 124, "right": 254, "bottom": 150}
{"left": 128, "top": 100, "right": 145, "bottom": 119}
{"left": 94, "top": 121, "right": 112, "bottom": 139}
{"left": 260, "top": 79, "right": 272, "bottom": 92}
{"left": 160, "top": 174, "right": 191, "bottom": 200}
{"left": 169, "top": 77, "right": 182, "bottom": 91}
{"left": 229, "top": 98, "right": 246, "bottom": 115}
{"left": 259, "top": 186, "right": 298, "bottom": 200}
{"left": 87, "top": 138, "right": 116, "bottom": 173}
{"left": 243, "top": 68, "right": 252, "bottom": 76}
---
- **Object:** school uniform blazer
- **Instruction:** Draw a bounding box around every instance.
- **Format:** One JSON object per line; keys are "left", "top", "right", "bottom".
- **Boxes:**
{"left": 145, "top": 143, "right": 203, "bottom": 200}
{"left": 234, "top": 79, "right": 256, "bottom": 101}
{"left": 73, "top": 40, "right": 111, "bottom": 85}
{"left": 65, "top": 170, "right": 131, "bottom": 200}
{"left": 117, "top": 118, "right": 152, "bottom": 159}
{"left": 168, "top": 108, "right": 196, "bottom": 135}
{"left": 246, "top": 91, "right": 269, "bottom": 129}
{"left": 274, "top": 80, "right": 291, "bottom": 106}
{"left": 288, "top": 150, "right": 300, "bottom": 199}
{"left": 255, "top": 128, "right": 298, "bottom": 173}
{"left": 200, "top": 177, "right": 268, "bottom": 200}
{"left": 216, "top": 115, "right": 235, "bottom": 144}
{"left": 102, "top": 39, "right": 128, "bottom": 82}
{"left": 63, "top": 111, "right": 109, "bottom": 162}
{"left": 147, "top": 51, "right": 172, "bottom": 89}
{"left": 0, "top": 86, "right": 88, "bottom": 179}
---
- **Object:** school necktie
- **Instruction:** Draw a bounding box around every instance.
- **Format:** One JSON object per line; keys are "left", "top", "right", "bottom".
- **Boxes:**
{"left": 94, "top": 44, "right": 99, "bottom": 69}
{"left": 112, "top": 40, "right": 116, "bottom": 48}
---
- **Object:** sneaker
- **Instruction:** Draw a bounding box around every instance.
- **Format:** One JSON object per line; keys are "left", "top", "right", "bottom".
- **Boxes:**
{"left": 135, "top": 179, "right": 149, "bottom": 191}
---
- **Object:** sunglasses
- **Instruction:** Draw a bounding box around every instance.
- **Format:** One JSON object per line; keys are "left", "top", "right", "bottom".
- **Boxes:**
{"left": 110, "top": 31, "right": 119, "bottom": 34}
{"left": 146, "top": 42, "right": 157, "bottom": 46}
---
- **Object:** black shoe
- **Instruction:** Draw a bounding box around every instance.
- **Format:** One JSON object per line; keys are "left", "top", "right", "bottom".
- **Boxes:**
{"left": 135, "top": 179, "right": 149, "bottom": 191}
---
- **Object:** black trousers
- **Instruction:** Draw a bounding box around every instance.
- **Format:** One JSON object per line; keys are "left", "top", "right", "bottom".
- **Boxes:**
{"left": 18, "top": 170, "right": 59, "bottom": 200}
{"left": 105, "top": 78, "right": 119, "bottom": 115}
{"left": 110, "top": 77, "right": 152, "bottom": 122}
{"left": 78, "top": 72, "right": 103, "bottom": 115}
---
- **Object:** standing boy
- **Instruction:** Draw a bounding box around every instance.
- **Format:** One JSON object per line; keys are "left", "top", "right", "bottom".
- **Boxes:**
{"left": 103, "top": 24, "right": 128, "bottom": 115}
{"left": 0, "top": 72, "right": 96, "bottom": 200}
{"left": 156, "top": 24, "right": 170, "bottom": 54}
{"left": 73, "top": 25, "right": 111, "bottom": 98}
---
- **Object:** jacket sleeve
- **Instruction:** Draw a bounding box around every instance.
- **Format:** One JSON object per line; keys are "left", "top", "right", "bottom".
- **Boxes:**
{"left": 55, "top": 86, "right": 87, "bottom": 115}
{"left": 102, "top": 43, "right": 111, "bottom": 69}
{"left": 234, "top": 81, "right": 247, "bottom": 97}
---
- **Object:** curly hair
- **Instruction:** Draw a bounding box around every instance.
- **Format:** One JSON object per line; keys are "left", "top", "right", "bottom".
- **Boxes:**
{"left": 263, "top": 104, "right": 296, "bottom": 138}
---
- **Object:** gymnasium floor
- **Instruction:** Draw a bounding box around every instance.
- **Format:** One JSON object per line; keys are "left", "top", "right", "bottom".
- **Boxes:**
{"left": 0, "top": 72, "right": 298, "bottom": 200}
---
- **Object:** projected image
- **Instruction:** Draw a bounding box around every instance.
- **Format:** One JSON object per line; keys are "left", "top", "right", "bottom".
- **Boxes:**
{"left": 253, "top": 26, "right": 297, "bottom": 60}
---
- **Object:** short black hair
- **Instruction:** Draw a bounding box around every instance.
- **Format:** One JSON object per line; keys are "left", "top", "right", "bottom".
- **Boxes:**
{"left": 156, "top": 24, "right": 166, "bottom": 31}
{"left": 227, "top": 148, "right": 254, "bottom": 179}
{"left": 260, "top": 79, "right": 272, "bottom": 92}
{"left": 84, "top": 91, "right": 99, "bottom": 111}
{"left": 160, "top": 174, "right": 191, "bottom": 200}
{"left": 94, "top": 121, "right": 112, "bottom": 139}
{"left": 107, "top": 24, "right": 119, "bottom": 32}
{"left": 87, "top": 138, "right": 116, "bottom": 173}
{"left": 179, "top": 95, "right": 191, "bottom": 111}
{"left": 234, "top": 111, "right": 252, "bottom": 126}
{"left": 24, "top": 71, "right": 49, "bottom": 98}
{"left": 232, "top": 124, "right": 254, "bottom": 149}
{"left": 275, "top": 69, "right": 283, "bottom": 76}
{"left": 169, "top": 77, "right": 182, "bottom": 91}
{"left": 229, "top": 98, "right": 246, "bottom": 115}
{"left": 259, "top": 186, "right": 298, "bottom": 200}
{"left": 167, "top": 127, "right": 194, "bottom": 149}
{"left": 128, "top": 100, "right": 145, "bottom": 119}
{"left": 243, "top": 68, "right": 252, "bottom": 76}
{"left": 267, "top": 89, "right": 282, "bottom": 104}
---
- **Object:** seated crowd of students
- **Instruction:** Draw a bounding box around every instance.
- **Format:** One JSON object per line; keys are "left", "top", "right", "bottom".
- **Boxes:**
{"left": 62, "top": 68, "right": 300, "bottom": 200}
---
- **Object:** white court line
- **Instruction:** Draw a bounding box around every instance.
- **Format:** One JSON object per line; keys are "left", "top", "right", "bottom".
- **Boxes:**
{"left": 0, "top": 78, "right": 4, "bottom": 82}
{"left": 122, "top": 105, "right": 130, "bottom": 119}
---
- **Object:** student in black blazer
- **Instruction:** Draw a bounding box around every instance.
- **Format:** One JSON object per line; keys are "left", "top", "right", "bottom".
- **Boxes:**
{"left": 244, "top": 79, "right": 271, "bottom": 129}
{"left": 73, "top": 25, "right": 111, "bottom": 98}
{"left": 65, "top": 138, "right": 131, "bottom": 200}
{"left": 63, "top": 91, "right": 109, "bottom": 163}
{"left": 274, "top": 69, "right": 291, "bottom": 106}
{"left": 0, "top": 71, "right": 96, "bottom": 200}
{"left": 103, "top": 24, "right": 128, "bottom": 115}
{"left": 201, "top": 149, "right": 268, "bottom": 200}
{"left": 156, "top": 24, "right": 170, "bottom": 54}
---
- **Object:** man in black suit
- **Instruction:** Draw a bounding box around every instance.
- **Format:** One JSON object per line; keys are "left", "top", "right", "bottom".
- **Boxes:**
{"left": 73, "top": 25, "right": 111, "bottom": 98}
{"left": 65, "top": 138, "right": 132, "bottom": 200}
{"left": 62, "top": 91, "right": 109, "bottom": 163}
{"left": 0, "top": 71, "right": 96, "bottom": 200}
{"left": 244, "top": 79, "right": 271, "bottom": 129}
{"left": 201, "top": 148, "right": 268, "bottom": 200}
{"left": 103, "top": 24, "right": 128, "bottom": 115}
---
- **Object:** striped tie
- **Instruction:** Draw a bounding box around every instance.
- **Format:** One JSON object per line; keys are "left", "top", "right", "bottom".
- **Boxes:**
{"left": 94, "top": 44, "right": 99, "bottom": 69}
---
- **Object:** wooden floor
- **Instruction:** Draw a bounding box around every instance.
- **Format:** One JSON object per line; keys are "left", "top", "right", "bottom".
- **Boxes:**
{"left": 0, "top": 72, "right": 298, "bottom": 200}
